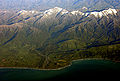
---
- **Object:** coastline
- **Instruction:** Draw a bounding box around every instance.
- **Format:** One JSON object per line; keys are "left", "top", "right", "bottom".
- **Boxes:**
{"left": 0, "top": 58, "right": 118, "bottom": 71}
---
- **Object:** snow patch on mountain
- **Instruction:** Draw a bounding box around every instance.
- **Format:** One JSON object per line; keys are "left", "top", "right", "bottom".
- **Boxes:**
{"left": 89, "top": 8, "right": 117, "bottom": 18}
{"left": 71, "top": 11, "right": 85, "bottom": 15}
{"left": 61, "top": 9, "right": 69, "bottom": 15}
{"left": 44, "top": 7, "right": 68, "bottom": 16}
{"left": 17, "top": 7, "right": 118, "bottom": 19}
{"left": 18, "top": 10, "right": 38, "bottom": 15}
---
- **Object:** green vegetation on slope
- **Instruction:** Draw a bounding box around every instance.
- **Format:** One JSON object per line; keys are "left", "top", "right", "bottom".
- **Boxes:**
{"left": 0, "top": 43, "right": 120, "bottom": 69}
{"left": 0, "top": 8, "right": 120, "bottom": 69}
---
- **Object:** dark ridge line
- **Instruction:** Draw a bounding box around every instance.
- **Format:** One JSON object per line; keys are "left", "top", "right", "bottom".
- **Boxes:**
{"left": 33, "top": 13, "right": 42, "bottom": 17}
{"left": 0, "top": 29, "right": 18, "bottom": 46}
{"left": 7, "top": 13, "right": 21, "bottom": 22}
{"left": 87, "top": 39, "right": 120, "bottom": 49}
{"left": 2, "top": 31, "right": 18, "bottom": 46}
{"left": 51, "top": 18, "right": 92, "bottom": 38}
{"left": 24, "top": 17, "right": 30, "bottom": 20}
{"left": 57, "top": 13, "right": 67, "bottom": 25}
{"left": 91, "top": 19, "right": 115, "bottom": 42}
{"left": 56, "top": 39, "right": 70, "bottom": 44}
{"left": 48, "top": 24, "right": 58, "bottom": 32}
{"left": 5, "top": 28, "right": 10, "bottom": 37}
{"left": 48, "top": 49, "right": 84, "bottom": 54}
{"left": 42, "top": 40, "right": 120, "bottom": 54}
{"left": 0, "top": 13, "right": 5, "bottom": 16}
{"left": 51, "top": 24, "right": 74, "bottom": 38}
{"left": 7, "top": 22, "right": 15, "bottom": 25}
{"left": 7, "top": 12, "right": 23, "bottom": 25}
{"left": 18, "top": 20, "right": 23, "bottom": 23}
{"left": 56, "top": 9, "right": 63, "bottom": 17}
{"left": 26, "top": 28, "right": 34, "bottom": 37}
{"left": 84, "top": 9, "right": 107, "bottom": 13}
{"left": 7, "top": 16, "right": 31, "bottom": 25}
{"left": 97, "top": 16, "right": 104, "bottom": 24}
{"left": 33, "top": 16, "right": 43, "bottom": 25}
{"left": 52, "top": 40, "right": 120, "bottom": 54}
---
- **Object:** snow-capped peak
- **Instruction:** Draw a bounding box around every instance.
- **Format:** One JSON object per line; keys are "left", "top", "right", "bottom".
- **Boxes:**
{"left": 61, "top": 9, "right": 69, "bottom": 15}
{"left": 17, "top": 8, "right": 118, "bottom": 19}
{"left": 18, "top": 10, "right": 28, "bottom": 14}
{"left": 102, "top": 8, "right": 117, "bottom": 15}
{"left": 44, "top": 7, "right": 68, "bottom": 15}
{"left": 54, "top": 7, "right": 63, "bottom": 11}
{"left": 90, "top": 8, "right": 117, "bottom": 18}
{"left": 71, "top": 10, "right": 85, "bottom": 15}
{"left": 17, "top": 10, "right": 38, "bottom": 15}
{"left": 44, "top": 7, "right": 62, "bottom": 15}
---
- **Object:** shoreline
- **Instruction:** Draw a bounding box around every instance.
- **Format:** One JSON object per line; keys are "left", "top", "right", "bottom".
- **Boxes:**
{"left": 0, "top": 58, "right": 119, "bottom": 71}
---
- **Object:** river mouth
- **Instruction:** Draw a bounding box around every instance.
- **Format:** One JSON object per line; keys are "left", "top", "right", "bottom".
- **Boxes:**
{"left": 0, "top": 59, "right": 120, "bottom": 81}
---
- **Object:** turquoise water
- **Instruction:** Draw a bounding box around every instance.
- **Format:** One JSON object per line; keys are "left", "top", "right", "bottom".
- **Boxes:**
{"left": 0, "top": 59, "right": 120, "bottom": 81}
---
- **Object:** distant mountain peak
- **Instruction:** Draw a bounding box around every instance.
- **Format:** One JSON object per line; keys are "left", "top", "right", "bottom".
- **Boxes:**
{"left": 44, "top": 7, "right": 68, "bottom": 16}
{"left": 54, "top": 7, "right": 63, "bottom": 11}
{"left": 15, "top": 7, "right": 118, "bottom": 20}
{"left": 71, "top": 10, "right": 85, "bottom": 15}
{"left": 17, "top": 10, "right": 38, "bottom": 15}
{"left": 70, "top": 8, "right": 118, "bottom": 18}
{"left": 89, "top": 8, "right": 117, "bottom": 18}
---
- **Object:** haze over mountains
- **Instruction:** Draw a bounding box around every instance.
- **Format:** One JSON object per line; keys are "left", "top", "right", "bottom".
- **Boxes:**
{"left": 0, "top": 0, "right": 120, "bottom": 69}
{"left": 0, "top": 0, "right": 120, "bottom": 10}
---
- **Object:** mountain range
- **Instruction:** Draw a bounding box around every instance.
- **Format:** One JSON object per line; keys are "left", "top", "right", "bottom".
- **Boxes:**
{"left": 0, "top": 4, "right": 120, "bottom": 69}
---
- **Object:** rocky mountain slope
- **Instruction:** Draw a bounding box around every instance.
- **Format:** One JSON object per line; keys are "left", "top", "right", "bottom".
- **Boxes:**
{"left": 0, "top": 7, "right": 120, "bottom": 69}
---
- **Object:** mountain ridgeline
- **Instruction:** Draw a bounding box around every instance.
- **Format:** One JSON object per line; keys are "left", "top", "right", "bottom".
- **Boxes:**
{"left": 0, "top": 7, "right": 120, "bottom": 69}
